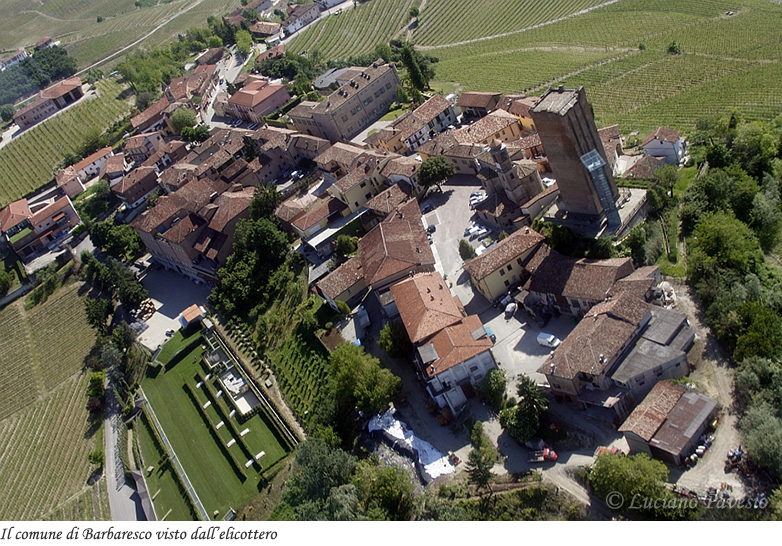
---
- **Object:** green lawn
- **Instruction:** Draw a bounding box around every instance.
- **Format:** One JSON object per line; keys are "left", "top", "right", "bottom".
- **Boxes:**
{"left": 156, "top": 326, "right": 204, "bottom": 365}
{"left": 136, "top": 411, "right": 198, "bottom": 521}
{"left": 142, "top": 338, "right": 291, "bottom": 519}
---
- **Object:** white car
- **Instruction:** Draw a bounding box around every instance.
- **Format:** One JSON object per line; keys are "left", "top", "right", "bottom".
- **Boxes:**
{"left": 537, "top": 333, "right": 561, "bottom": 348}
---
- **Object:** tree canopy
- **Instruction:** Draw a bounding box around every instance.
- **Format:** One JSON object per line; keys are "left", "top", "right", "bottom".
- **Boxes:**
{"left": 418, "top": 155, "right": 454, "bottom": 191}
{"left": 170, "top": 107, "right": 197, "bottom": 134}
{"left": 329, "top": 342, "right": 400, "bottom": 416}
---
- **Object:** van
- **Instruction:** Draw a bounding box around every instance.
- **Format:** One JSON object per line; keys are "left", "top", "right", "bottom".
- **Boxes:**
{"left": 537, "top": 333, "right": 561, "bottom": 348}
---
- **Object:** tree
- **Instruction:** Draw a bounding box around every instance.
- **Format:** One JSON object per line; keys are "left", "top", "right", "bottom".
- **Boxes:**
{"left": 419, "top": 155, "right": 454, "bottom": 192}
{"left": 656, "top": 163, "right": 680, "bottom": 198}
{"left": 283, "top": 438, "right": 357, "bottom": 508}
{"left": 477, "top": 369, "right": 506, "bottom": 411}
{"left": 0, "top": 269, "right": 12, "bottom": 295}
{"left": 0, "top": 103, "right": 14, "bottom": 122}
{"left": 459, "top": 239, "right": 476, "bottom": 261}
{"left": 516, "top": 374, "right": 548, "bottom": 417}
{"left": 741, "top": 404, "right": 782, "bottom": 478}
{"left": 590, "top": 452, "right": 694, "bottom": 519}
{"left": 236, "top": 29, "right": 253, "bottom": 58}
{"left": 88, "top": 448, "right": 104, "bottom": 466}
{"left": 181, "top": 124, "right": 210, "bottom": 142}
{"left": 466, "top": 446, "right": 496, "bottom": 495}
{"left": 329, "top": 342, "right": 401, "bottom": 415}
{"left": 378, "top": 321, "right": 412, "bottom": 359}
{"left": 498, "top": 231, "right": 509, "bottom": 241}
{"left": 335, "top": 235, "right": 358, "bottom": 257}
{"left": 498, "top": 403, "right": 539, "bottom": 444}
{"left": 351, "top": 458, "right": 414, "bottom": 520}
{"left": 395, "top": 85, "right": 409, "bottom": 104}
{"left": 667, "top": 41, "right": 681, "bottom": 54}
{"left": 207, "top": 35, "right": 223, "bottom": 48}
{"left": 170, "top": 107, "right": 197, "bottom": 134}
{"left": 84, "top": 297, "right": 113, "bottom": 333}
{"left": 79, "top": 127, "right": 106, "bottom": 157}
{"left": 400, "top": 43, "right": 427, "bottom": 91}
{"left": 249, "top": 184, "right": 282, "bottom": 220}
{"left": 409, "top": 7, "right": 419, "bottom": 18}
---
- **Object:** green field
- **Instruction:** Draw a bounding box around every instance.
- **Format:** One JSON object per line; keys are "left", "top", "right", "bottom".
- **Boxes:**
{"left": 142, "top": 333, "right": 292, "bottom": 519}
{"left": 0, "top": 282, "right": 96, "bottom": 420}
{"left": 0, "top": 78, "right": 131, "bottom": 209}
{"left": 288, "top": 0, "right": 782, "bottom": 134}
{"left": 0, "top": 0, "right": 237, "bottom": 70}
{"left": 136, "top": 410, "right": 198, "bottom": 521}
{"left": 0, "top": 282, "right": 106, "bottom": 520}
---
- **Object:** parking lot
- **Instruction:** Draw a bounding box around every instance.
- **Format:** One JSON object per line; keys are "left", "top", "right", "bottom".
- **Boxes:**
{"left": 420, "top": 175, "right": 578, "bottom": 394}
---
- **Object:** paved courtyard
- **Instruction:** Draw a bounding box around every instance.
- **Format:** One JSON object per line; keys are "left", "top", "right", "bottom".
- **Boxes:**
{"left": 136, "top": 268, "right": 211, "bottom": 352}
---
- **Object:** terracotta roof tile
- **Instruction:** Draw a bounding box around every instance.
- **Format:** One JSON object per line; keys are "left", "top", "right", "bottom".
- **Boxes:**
{"left": 529, "top": 255, "right": 634, "bottom": 301}
{"left": 131, "top": 96, "right": 170, "bottom": 129}
{"left": 456, "top": 92, "right": 501, "bottom": 109}
{"left": 73, "top": 147, "right": 112, "bottom": 172}
{"left": 364, "top": 184, "right": 408, "bottom": 215}
{"left": 390, "top": 272, "right": 463, "bottom": 344}
{"left": 317, "top": 256, "right": 364, "bottom": 299}
{"left": 463, "top": 229, "right": 544, "bottom": 281}
{"left": 0, "top": 199, "right": 32, "bottom": 232}
{"left": 291, "top": 196, "right": 347, "bottom": 231}
{"left": 452, "top": 110, "right": 519, "bottom": 144}
{"left": 642, "top": 126, "right": 681, "bottom": 147}
{"left": 359, "top": 216, "right": 434, "bottom": 286}
{"left": 423, "top": 315, "right": 494, "bottom": 378}
{"left": 618, "top": 382, "right": 685, "bottom": 441}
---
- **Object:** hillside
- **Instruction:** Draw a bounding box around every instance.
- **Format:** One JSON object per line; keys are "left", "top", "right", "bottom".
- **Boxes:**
{"left": 289, "top": 0, "right": 782, "bottom": 134}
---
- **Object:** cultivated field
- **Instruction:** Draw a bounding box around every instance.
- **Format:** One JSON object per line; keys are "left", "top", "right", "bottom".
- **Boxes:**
{"left": 289, "top": 0, "right": 782, "bottom": 134}
{"left": 142, "top": 334, "right": 292, "bottom": 519}
{"left": 0, "top": 282, "right": 96, "bottom": 421}
{"left": 267, "top": 324, "right": 330, "bottom": 427}
{"left": 0, "top": 372, "right": 106, "bottom": 520}
{"left": 0, "top": 281, "right": 105, "bottom": 521}
{"left": 0, "top": 78, "right": 130, "bottom": 209}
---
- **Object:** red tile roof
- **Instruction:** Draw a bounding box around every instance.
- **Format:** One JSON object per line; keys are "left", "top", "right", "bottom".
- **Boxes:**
{"left": 39, "top": 77, "right": 82, "bottom": 100}
{"left": 529, "top": 254, "right": 634, "bottom": 301}
{"left": 131, "top": 96, "right": 170, "bottom": 129}
{"left": 642, "top": 126, "right": 681, "bottom": 147}
{"left": 391, "top": 272, "right": 463, "bottom": 344}
{"left": 73, "top": 147, "right": 112, "bottom": 173}
{"left": 463, "top": 228, "right": 545, "bottom": 281}
{"left": 56, "top": 166, "right": 79, "bottom": 187}
{"left": 452, "top": 110, "right": 519, "bottom": 144}
{"left": 291, "top": 197, "right": 347, "bottom": 232}
{"left": 456, "top": 92, "right": 500, "bottom": 109}
{"left": 317, "top": 256, "right": 364, "bottom": 299}
{"left": 359, "top": 216, "right": 434, "bottom": 286}
{"left": 618, "top": 382, "right": 685, "bottom": 441}
{"left": 423, "top": 315, "right": 494, "bottom": 379}
{"left": 363, "top": 184, "right": 408, "bottom": 215}
{"left": 0, "top": 199, "right": 32, "bottom": 232}
{"left": 208, "top": 187, "right": 254, "bottom": 232}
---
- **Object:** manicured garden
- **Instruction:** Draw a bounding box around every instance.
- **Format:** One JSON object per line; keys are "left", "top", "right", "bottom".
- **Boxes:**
{"left": 142, "top": 332, "right": 292, "bottom": 519}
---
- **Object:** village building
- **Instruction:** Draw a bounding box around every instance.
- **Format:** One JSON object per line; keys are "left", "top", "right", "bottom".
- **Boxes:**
{"left": 287, "top": 61, "right": 401, "bottom": 142}
{"left": 365, "top": 94, "right": 457, "bottom": 154}
{"left": 282, "top": 3, "right": 321, "bottom": 35}
{"left": 619, "top": 382, "right": 718, "bottom": 466}
{"left": 642, "top": 126, "right": 687, "bottom": 165}
{"left": 13, "top": 77, "right": 84, "bottom": 130}
{"left": 55, "top": 166, "right": 85, "bottom": 198}
{"left": 0, "top": 194, "right": 80, "bottom": 258}
{"left": 226, "top": 75, "right": 290, "bottom": 122}
{"left": 455, "top": 92, "right": 501, "bottom": 118}
{"left": 463, "top": 227, "right": 546, "bottom": 301}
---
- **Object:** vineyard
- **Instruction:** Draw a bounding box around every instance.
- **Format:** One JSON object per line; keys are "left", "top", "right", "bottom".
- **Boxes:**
{"left": 267, "top": 324, "right": 330, "bottom": 428}
{"left": 0, "top": 372, "right": 105, "bottom": 520}
{"left": 142, "top": 335, "right": 292, "bottom": 518}
{"left": 287, "top": 0, "right": 782, "bottom": 134}
{"left": 287, "top": 0, "right": 417, "bottom": 59}
{"left": 0, "top": 79, "right": 131, "bottom": 209}
{"left": 0, "top": 282, "right": 95, "bottom": 421}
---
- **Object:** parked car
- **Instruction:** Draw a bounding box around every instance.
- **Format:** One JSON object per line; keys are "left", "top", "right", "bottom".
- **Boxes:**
{"left": 219, "top": 77, "right": 225, "bottom": 84}
{"left": 504, "top": 302, "right": 517, "bottom": 318}
{"left": 475, "top": 226, "right": 489, "bottom": 238}
{"left": 470, "top": 191, "right": 484, "bottom": 198}
{"left": 464, "top": 224, "right": 476, "bottom": 237}
{"left": 422, "top": 204, "right": 434, "bottom": 213}
{"left": 427, "top": 224, "right": 436, "bottom": 233}
{"left": 427, "top": 233, "right": 433, "bottom": 244}
{"left": 484, "top": 326, "right": 496, "bottom": 343}
{"left": 537, "top": 332, "right": 561, "bottom": 348}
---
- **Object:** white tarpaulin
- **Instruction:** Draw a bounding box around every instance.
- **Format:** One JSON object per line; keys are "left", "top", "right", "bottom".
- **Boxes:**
{"left": 368, "top": 409, "right": 454, "bottom": 483}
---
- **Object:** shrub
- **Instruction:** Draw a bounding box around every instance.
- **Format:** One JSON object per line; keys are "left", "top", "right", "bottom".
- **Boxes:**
{"left": 459, "top": 239, "right": 476, "bottom": 261}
